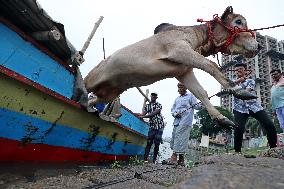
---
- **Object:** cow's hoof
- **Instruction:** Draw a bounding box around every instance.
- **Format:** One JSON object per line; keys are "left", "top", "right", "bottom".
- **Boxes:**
{"left": 233, "top": 89, "right": 257, "bottom": 100}
{"left": 227, "top": 87, "right": 257, "bottom": 100}
{"left": 214, "top": 117, "right": 236, "bottom": 129}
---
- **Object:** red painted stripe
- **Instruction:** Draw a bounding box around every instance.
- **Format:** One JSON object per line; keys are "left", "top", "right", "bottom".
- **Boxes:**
{"left": 0, "top": 17, "right": 75, "bottom": 73}
{"left": 0, "top": 138, "right": 130, "bottom": 162}
{"left": 0, "top": 65, "right": 82, "bottom": 109}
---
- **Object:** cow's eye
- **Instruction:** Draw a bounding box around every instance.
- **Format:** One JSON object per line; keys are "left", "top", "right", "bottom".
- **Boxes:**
{"left": 235, "top": 19, "right": 242, "bottom": 25}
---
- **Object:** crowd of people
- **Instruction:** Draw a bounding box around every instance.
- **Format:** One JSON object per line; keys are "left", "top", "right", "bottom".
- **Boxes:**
{"left": 87, "top": 62, "right": 283, "bottom": 165}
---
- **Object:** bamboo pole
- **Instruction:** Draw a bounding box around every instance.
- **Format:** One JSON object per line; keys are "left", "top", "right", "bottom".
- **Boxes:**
{"left": 81, "top": 16, "right": 104, "bottom": 55}
{"left": 136, "top": 87, "right": 150, "bottom": 102}
{"left": 141, "top": 89, "right": 149, "bottom": 113}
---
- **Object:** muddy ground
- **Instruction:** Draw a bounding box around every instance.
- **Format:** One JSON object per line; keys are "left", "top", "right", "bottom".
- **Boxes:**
{"left": 1, "top": 148, "right": 284, "bottom": 189}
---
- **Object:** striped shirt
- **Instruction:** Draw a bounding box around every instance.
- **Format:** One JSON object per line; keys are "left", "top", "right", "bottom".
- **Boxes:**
{"left": 144, "top": 102, "right": 165, "bottom": 130}
{"left": 233, "top": 78, "right": 263, "bottom": 113}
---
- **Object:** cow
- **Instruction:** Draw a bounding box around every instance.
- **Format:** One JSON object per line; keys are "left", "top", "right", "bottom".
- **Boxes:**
{"left": 84, "top": 6, "right": 260, "bottom": 127}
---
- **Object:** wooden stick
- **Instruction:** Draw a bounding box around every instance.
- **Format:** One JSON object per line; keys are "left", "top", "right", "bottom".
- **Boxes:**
{"left": 141, "top": 89, "right": 149, "bottom": 113}
{"left": 136, "top": 87, "right": 150, "bottom": 102}
{"left": 103, "top": 38, "right": 106, "bottom": 59}
{"left": 81, "top": 16, "right": 104, "bottom": 55}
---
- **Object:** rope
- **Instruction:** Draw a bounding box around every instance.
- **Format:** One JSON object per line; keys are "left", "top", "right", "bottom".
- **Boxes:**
{"left": 84, "top": 166, "right": 173, "bottom": 189}
{"left": 197, "top": 14, "right": 255, "bottom": 53}
{"left": 252, "top": 24, "right": 284, "bottom": 31}
{"left": 176, "top": 91, "right": 229, "bottom": 116}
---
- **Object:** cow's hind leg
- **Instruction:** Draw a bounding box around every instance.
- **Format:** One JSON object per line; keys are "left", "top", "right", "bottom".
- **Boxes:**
{"left": 177, "top": 70, "right": 235, "bottom": 128}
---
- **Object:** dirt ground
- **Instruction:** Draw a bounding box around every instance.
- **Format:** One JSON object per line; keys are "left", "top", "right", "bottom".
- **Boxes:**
{"left": 1, "top": 147, "right": 283, "bottom": 189}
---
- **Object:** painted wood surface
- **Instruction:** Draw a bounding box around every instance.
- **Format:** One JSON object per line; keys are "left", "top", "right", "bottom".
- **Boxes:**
{"left": 118, "top": 108, "right": 149, "bottom": 136}
{"left": 0, "top": 138, "right": 130, "bottom": 162}
{"left": 0, "top": 22, "right": 75, "bottom": 99}
{"left": 0, "top": 73, "right": 148, "bottom": 162}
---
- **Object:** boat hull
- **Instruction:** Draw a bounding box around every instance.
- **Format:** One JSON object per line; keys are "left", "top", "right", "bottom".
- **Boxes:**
{"left": 0, "top": 73, "right": 147, "bottom": 163}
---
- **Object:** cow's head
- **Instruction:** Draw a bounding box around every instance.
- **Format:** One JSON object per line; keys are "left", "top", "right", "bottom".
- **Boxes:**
{"left": 212, "top": 6, "right": 260, "bottom": 58}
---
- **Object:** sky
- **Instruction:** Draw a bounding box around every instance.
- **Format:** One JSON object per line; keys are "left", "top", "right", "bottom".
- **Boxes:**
{"left": 38, "top": 0, "right": 284, "bottom": 138}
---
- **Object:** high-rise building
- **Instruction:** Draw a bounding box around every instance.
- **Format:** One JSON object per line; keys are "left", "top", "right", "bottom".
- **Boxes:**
{"left": 220, "top": 33, "right": 284, "bottom": 113}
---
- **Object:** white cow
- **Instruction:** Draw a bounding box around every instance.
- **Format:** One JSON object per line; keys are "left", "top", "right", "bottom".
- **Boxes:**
{"left": 84, "top": 6, "right": 260, "bottom": 127}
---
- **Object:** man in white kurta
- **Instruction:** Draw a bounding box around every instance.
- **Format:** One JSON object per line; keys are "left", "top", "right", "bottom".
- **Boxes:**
{"left": 170, "top": 82, "right": 201, "bottom": 165}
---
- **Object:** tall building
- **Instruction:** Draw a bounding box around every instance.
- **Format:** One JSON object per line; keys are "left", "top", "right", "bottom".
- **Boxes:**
{"left": 220, "top": 33, "right": 284, "bottom": 113}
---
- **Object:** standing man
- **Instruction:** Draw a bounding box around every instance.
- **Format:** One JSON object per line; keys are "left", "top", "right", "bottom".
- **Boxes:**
{"left": 270, "top": 69, "right": 284, "bottom": 132}
{"left": 233, "top": 63, "right": 277, "bottom": 153}
{"left": 139, "top": 92, "right": 165, "bottom": 163}
{"left": 168, "top": 82, "right": 201, "bottom": 166}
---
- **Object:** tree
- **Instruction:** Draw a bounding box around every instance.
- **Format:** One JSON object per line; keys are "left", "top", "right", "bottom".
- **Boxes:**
{"left": 272, "top": 116, "right": 282, "bottom": 134}
{"left": 265, "top": 104, "right": 282, "bottom": 133}
{"left": 190, "top": 123, "right": 202, "bottom": 140}
{"left": 196, "top": 106, "right": 234, "bottom": 136}
{"left": 245, "top": 118, "right": 261, "bottom": 137}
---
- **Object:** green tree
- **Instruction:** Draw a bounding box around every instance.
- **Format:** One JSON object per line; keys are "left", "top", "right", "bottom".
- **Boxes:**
{"left": 265, "top": 104, "right": 282, "bottom": 133}
{"left": 272, "top": 116, "right": 282, "bottom": 134}
{"left": 245, "top": 118, "right": 260, "bottom": 137}
{"left": 197, "top": 106, "right": 234, "bottom": 136}
{"left": 189, "top": 123, "right": 202, "bottom": 140}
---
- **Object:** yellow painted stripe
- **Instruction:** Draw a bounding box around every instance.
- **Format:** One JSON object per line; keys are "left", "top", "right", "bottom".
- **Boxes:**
{"left": 0, "top": 74, "right": 146, "bottom": 147}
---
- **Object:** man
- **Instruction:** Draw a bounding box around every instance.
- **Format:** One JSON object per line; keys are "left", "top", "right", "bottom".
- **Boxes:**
{"left": 270, "top": 69, "right": 284, "bottom": 132}
{"left": 233, "top": 63, "right": 277, "bottom": 153}
{"left": 168, "top": 82, "right": 201, "bottom": 166}
{"left": 139, "top": 92, "right": 165, "bottom": 163}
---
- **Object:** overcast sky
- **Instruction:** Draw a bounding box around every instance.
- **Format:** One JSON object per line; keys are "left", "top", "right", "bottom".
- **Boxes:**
{"left": 38, "top": 0, "right": 284, "bottom": 137}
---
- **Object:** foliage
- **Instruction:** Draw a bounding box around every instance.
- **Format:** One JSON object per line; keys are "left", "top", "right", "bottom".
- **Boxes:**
{"left": 229, "top": 146, "right": 269, "bottom": 156}
{"left": 186, "top": 160, "right": 194, "bottom": 169}
{"left": 273, "top": 116, "right": 283, "bottom": 134}
{"left": 111, "top": 160, "right": 121, "bottom": 169}
{"left": 265, "top": 105, "right": 282, "bottom": 134}
{"left": 245, "top": 117, "right": 261, "bottom": 137}
{"left": 128, "top": 156, "right": 144, "bottom": 165}
{"left": 189, "top": 124, "right": 202, "bottom": 140}
{"left": 197, "top": 106, "right": 234, "bottom": 136}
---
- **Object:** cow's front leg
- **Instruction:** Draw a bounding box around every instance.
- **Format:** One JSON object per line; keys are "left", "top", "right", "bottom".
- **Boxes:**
{"left": 177, "top": 70, "right": 235, "bottom": 128}
{"left": 166, "top": 40, "right": 256, "bottom": 100}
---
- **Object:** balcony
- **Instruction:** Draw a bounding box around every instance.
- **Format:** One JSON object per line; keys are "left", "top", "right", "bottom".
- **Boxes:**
{"left": 266, "top": 50, "right": 284, "bottom": 60}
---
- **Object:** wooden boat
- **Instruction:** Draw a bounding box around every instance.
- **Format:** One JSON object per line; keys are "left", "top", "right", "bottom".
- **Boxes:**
{"left": 0, "top": 0, "right": 148, "bottom": 163}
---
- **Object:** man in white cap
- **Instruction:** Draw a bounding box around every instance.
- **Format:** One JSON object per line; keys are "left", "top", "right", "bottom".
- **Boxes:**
{"left": 139, "top": 92, "right": 165, "bottom": 163}
{"left": 167, "top": 82, "right": 201, "bottom": 166}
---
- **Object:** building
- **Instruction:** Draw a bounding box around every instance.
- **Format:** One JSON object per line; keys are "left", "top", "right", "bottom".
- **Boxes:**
{"left": 220, "top": 33, "right": 284, "bottom": 113}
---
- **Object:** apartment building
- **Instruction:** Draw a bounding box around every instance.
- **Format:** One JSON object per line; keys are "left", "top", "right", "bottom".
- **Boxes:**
{"left": 220, "top": 33, "right": 284, "bottom": 113}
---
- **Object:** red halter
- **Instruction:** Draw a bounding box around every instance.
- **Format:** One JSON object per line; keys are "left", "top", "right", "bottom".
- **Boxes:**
{"left": 197, "top": 14, "right": 255, "bottom": 53}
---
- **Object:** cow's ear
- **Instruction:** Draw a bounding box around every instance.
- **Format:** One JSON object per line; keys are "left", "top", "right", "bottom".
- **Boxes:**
{"left": 221, "top": 6, "right": 233, "bottom": 21}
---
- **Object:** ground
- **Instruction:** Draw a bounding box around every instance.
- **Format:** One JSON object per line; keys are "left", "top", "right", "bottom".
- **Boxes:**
{"left": 1, "top": 147, "right": 283, "bottom": 189}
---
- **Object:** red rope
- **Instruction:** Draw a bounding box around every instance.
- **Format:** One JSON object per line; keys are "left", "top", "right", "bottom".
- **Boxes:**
{"left": 197, "top": 14, "right": 255, "bottom": 53}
